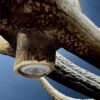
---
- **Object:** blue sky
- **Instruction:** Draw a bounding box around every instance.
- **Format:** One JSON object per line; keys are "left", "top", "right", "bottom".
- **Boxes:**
{"left": 0, "top": 0, "right": 100, "bottom": 100}
{"left": 80, "top": 0, "right": 100, "bottom": 27}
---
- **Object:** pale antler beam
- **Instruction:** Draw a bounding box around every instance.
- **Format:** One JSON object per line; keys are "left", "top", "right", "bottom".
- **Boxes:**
{"left": 54, "top": 0, "right": 100, "bottom": 43}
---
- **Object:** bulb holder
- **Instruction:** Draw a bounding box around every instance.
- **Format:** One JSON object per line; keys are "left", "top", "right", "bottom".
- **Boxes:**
{"left": 14, "top": 32, "right": 58, "bottom": 78}
{"left": 14, "top": 60, "right": 54, "bottom": 78}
